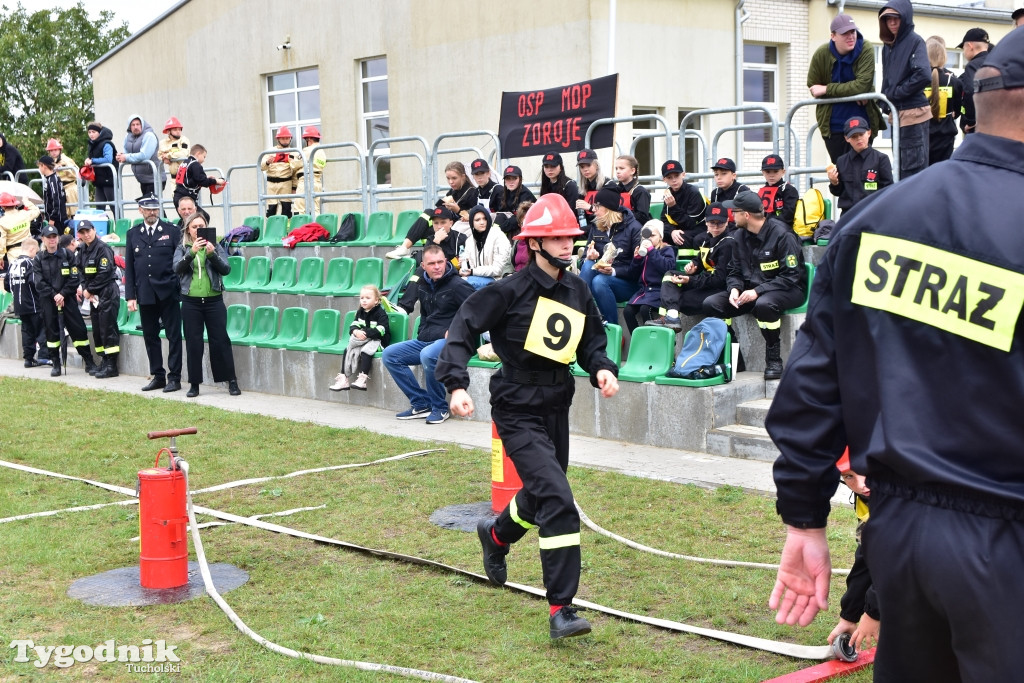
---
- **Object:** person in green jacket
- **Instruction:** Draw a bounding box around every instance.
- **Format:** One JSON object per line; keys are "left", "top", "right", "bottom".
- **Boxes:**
{"left": 807, "top": 13, "right": 885, "bottom": 163}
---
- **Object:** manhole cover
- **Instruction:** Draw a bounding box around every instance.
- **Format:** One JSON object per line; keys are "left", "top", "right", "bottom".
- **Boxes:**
{"left": 429, "top": 501, "right": 496, "bottom": 532}
{"left": 68, "top": 562, "right": 248, "bottom": 607}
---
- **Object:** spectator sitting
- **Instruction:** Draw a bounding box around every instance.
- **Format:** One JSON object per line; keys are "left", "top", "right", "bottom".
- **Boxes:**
{"left": 386, "top": 161, "right": 478, "bottom": 258}
{"left": 660, "top": 159, "right": 708, "bottom": 248}
{"left": 708, "top": 158, "right": 750, "bottom": 228}
{"left": 702, "top": 191, "right": 805, "bottom": 379}
{"left": 878, "top": 1, "right": 931, "bottom": 178}
{"left": 757, "top": 155, "right": 799, "bottom": 230}
{"left": 470, "top": 158, "right": 499, "bottom": 206}
{"left": 539, "top": 152, "right": 581, "bottom": 208}
{"left": 580, "top": 186, "right": 642, "bottom": 324}
{"left": 574, "top": 148, "right": 613, "bottom": 224}
{"left": 611, "top": 154, "right": 652, "bottom": 225}
{"left": 827, "top": 449, "right": 879, "bottom": 653}
{"left": 828, "top": 116, "right": 894, "bottom": 214}
{"left": 329, "top": 284, "right": 390, "bottom": 392}
{"left": 623, "top": 219, "right": 675, "bottom": 334}
{"left": 381, "top": 243, "right": 474, "bottom": 425}
{"left": 460, "top": 206, "right": 511, "bottom": 290}
{"left": 807, "top": 13, "right": 883, "bottom": 164}
{"left": 648, "top": 202, "right": 738, "bottom": 331}
{"left": 489, "top": 165, "right": 536, "bottom": 227}
{"left": 172, "top": 144, "right": 225, "bottom": 208}
{"left": 510, "top": 200, "right": 534, "bottom": 272}
{"left": 393, "top": 207, "right": 468, "bottom": 313}
{"left": 174, "top": 195, "right": 202, "bottom": 225}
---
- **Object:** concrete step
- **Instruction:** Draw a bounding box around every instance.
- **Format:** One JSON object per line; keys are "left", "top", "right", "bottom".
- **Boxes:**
{"left": 735, "top": 398, "right": 773, "bottom": 429}
{"left": 706, "top": 424, "right": 781, "bottom": 462}
{"left": 765, "top": 378, "right": 780, "bottom": 399}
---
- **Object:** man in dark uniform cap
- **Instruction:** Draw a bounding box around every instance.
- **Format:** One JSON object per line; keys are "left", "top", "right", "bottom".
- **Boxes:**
{"left": 76, "top": 220, "right": 120, "bottom": 378}
{"left": 769, "top": 29, "right": 1024, "bottom": 681}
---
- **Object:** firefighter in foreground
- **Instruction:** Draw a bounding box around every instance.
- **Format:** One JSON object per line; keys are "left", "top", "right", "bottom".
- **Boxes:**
{"left": 436, "top": 193, "right": 620, "bottom": 639}
{"left": 768, "top": 29, "right": 1024, "bottom": 682}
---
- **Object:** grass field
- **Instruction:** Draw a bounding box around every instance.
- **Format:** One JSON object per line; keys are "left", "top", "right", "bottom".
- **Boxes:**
{"left": 0, "top": 376, "right": 872, "bottom": 682}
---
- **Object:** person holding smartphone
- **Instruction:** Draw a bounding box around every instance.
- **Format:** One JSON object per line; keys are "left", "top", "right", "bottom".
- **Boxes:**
{"left": 172, "top": 211, "right": 240, "bottom": 398}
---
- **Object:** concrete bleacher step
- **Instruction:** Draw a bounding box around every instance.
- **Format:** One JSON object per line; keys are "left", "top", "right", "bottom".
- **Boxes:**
{"left": 705, "top": 424, "right": 781, "bottom": 462}
{"left": 734, "top": 397, "right": 773, "bottom": 429}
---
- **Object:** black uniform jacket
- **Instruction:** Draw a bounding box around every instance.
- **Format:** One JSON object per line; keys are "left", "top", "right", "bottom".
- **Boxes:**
{"left": 768, "top": 133, "right": 1024, "bottom": 529}
{"left": 662, "top": 182, "right": 708, "bottom": 246}
{"left": 124, "top": 219, "right": 181, "bottom": 304}
{"left": 34, "top": 247, "right": 80, "bottom": 300}
{"left": 726, "top": 217, "right": 805, "bottom": 296}
{"left": 437, "top": 261, "right": 618, "bottom": 413}
{"left": 413, "top": 261, "right": 474, "bottom": 343}
{"left": 687, "top": 229, "right": 739, "bottom": 293}
{"left": 78, "top": 238, "right": 117, "bottom": 291}
{"left": 830, "top": 146, "right": 894, "bottom": 212}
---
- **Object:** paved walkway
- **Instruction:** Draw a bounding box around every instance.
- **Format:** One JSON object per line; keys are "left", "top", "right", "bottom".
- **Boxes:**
{"left": 0, "top": 358, "right": 847, "bottom": 505}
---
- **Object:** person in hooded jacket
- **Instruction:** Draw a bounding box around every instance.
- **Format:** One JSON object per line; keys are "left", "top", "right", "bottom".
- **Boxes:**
{"left": 117, "top": 115, "right": 166, "bottom": 197}
{"left": 807, "top": 13, "right": 884, "bottom": 164}
{"left": 579, "top": 186, "right": 642, "bottom": 324}
{"left": 623, "top": 219, "right": 676, "bottom": 333}
{"left": 0, "top": 133, "right": 25, "bottom": 180}
{"left": 460, "top": 206, "right": 511, "bottom": 289}
{"left": 878, "top": 0, "right": 931, "bottom": 178}
{"left": 84, "top": 122, "right": 118, "bottom": 214}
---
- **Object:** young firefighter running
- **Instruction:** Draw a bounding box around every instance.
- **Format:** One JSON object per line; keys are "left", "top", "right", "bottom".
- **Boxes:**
{"left": 436, "top": 193, "right": 620, "bottom": 640}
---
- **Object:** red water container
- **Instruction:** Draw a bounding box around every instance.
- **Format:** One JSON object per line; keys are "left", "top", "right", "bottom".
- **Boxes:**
{"left": 137, "top": 449, "right": 189, "bottom": 588}
{"left": 490, "top": 421, "right": 523, "bottom": 513}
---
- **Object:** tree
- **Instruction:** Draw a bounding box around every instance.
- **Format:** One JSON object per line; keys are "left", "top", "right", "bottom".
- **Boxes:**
{"left": 0, "top": 2, "right": 130, "bottom": 168}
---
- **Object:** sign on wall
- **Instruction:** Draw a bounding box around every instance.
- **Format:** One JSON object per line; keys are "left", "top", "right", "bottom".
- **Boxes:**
{"left": 498, "top": 74, "right": 618, "bottom": 159}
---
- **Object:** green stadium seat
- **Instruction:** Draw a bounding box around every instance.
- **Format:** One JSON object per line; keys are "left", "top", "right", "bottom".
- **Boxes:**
{"left": 307, "top": 257, "right": 354, "bottom": 296}
{"left": 229, "top": 255, "right": 269, "bottom": 291}
{"left": 0, "top": 291, "right": 11, "bottom": 311}
{"left": 131, "top": 218, "right": 144, "bottom": 227}
{"left": 331, "top": 212, "right": 365, "bottom": 245}
{"left": 347, "top": 211, "right": 393, "bottom": 246}
{"left": 249, "top": 256, "right": 297, "bottom": 294}
{"left": 677, "top": 248, "right": 698, "bottom": 259}
{"left": 116, "top": 297, "right": 128, "bottom": 328}
{"left": 274, "top": 256, "right": 324, "bottom": 294}
{"left": 289, "top": 214, "right": 312, "bottom": 229}
{"left": 335, "top": 257, "right": 384, "bottom": 297}
{"left": 254, "top": 306, "right": 307, "bottom": 348}
{"left": 570, "top": 323, "right": 622, "bottom": 376}
{"left": 120, "top": 307, "right": 143, "bottom": 335}
{"left": 383, "top": 257, "right": 415, "bottom": 295}
{"left": 654, "top": 331, "right": 733, "bottom": 387}
{"left": 222, "top": 256, "right": 246, "bottom": 290}
{"left": 107, "top": 218, "right": 131, "bottom": 246}
{"left": 785, "top": 263, "right": 815, "bottom": 314}
{"left": 234, "top": 305, "right": 278, "bottom": 345}
{"left": 385, "top": 209, "right": 424, "bottom": 247}
{"left": 314, "top": 213, "right": 338, "bottom": 236}
{"left": 242, "top": 215, "right": 264, "bottom": 232}
{"left": 320, "top": 309, "right": 408, "bottom": 357}
{"left": 617, "top": 326, "right": 675, "bottom": 382}
{"left": 225, "top": 304, "right": 251, "bottom": 342}
{"left": 650, "top": 202, "right": 664, "bottom": 220}
{"left": 253, "top": 214, "right": 288, "bottom": 246}
{"left": 285, "top": 308, "right": 340, "bottom": 351}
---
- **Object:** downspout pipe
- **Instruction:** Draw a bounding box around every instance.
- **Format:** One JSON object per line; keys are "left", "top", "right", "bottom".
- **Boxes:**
{"left": 736, "top": 1, "right": 750, "bottom": 160}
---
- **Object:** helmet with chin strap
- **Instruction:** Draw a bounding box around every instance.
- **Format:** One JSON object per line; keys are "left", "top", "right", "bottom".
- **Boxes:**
{"left": 516, "top": 194, "right": 583, "bottom": 269}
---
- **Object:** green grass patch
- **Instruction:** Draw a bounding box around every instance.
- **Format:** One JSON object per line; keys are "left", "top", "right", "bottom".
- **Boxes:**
{"left": 0, "top": 376, "right": 871, "bottom": 681}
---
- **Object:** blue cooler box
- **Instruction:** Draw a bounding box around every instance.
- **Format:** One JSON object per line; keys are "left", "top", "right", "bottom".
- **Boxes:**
{"left": 71, "top": 209, "right": 109, "bottom": 236}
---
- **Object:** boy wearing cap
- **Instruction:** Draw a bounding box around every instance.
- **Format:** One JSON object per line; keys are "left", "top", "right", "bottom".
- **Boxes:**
{"left": 757, "top": 155, "right": 799, "bottom": 229}
{"left": 958, "top": 27, "right": 993, "bottom": 135}
{"left": 76, "top": 220, "right": 120, "bottom": 378}
{"left": 34, "top": 224, "right": 97, "bottom": 375}
{"left": 394, "top": 207, "right": 468, "bottom": 313}
{"left": 660, "top": 160, "right": 707, "bottom": 248}
{"left": 703, "top": 190, "right": 805, "bottom": 379}
{"left": 37, "top": 156, "right": 67, "bottom": 229}
{"left": 3, "top": 238, "right": 46, "bottom": 368}
{"left": 807, "top": 13, "right": 883, "bottom": 164}
{"left": 709, "top": 158, "right": 750, "bottom": 226}
{"left": 827, "top": 116, "right": 893, "bottom": 213}
{"left": 648, "top": 202, "right": 738, "bottom": 330}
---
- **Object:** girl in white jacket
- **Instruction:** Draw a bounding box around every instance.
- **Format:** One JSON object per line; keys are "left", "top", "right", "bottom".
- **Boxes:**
{"left": 459, "top": 206, "right": 511, "bottom": 290}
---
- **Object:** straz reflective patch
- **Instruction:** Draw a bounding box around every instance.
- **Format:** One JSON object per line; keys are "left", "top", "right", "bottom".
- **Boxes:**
{"left": 760, "top": 260, "right": 779, "bottom": 271}
{"left": 852, "top": 233, "right": 1024, "bottom": 351}
{"left": 524, "top": 297, "right": 585, "bottom": 364}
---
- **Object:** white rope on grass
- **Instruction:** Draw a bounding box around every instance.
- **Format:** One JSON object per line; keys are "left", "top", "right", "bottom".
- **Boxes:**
{"left": 0, "top": 498, "right": 138, "bottom": 525}
{"left": 180, "top": 462, "right": 480, "bottom": 683}
{"left": 575, "top": 502, "right": 851, "bottom": 576}
{"left": 128, "top": 505, "right": 327, "bottom": 541}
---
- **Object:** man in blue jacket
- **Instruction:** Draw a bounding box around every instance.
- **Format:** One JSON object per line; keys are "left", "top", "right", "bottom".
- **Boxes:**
{"left": 877, "top": 0, "right": 931, "bottom": 178}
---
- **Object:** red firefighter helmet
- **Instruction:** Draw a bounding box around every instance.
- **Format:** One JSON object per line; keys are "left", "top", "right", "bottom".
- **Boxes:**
{"left": 836, "top": 448, "right": 851, "bottom": 473}
{"left": 79, "top": 165, "right": 96, "bottom": 182}
{"left": 45, "top": 138, "right": 63, "bottom": 151}
{"left": 515, "top": 193, "right": 584, "bottom": 239}
{"left": 162, "top": 116, "right": 183, "bottom": 134}
{"left": 275, "top": 126, "right": 293, "bottom": 140}
{"left": 0, "top": 192, "right": 19, "bottom": 207}
{"left": 210, "top": 180, "right": 227, "bottom": 195}
{"left": 301, "top": 126, "right": 321, "bottom": 140}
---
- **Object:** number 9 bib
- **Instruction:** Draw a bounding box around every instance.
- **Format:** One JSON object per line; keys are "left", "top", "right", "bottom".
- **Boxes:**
{"left": 524, "top": 297, "right": 585, "bottom": 364}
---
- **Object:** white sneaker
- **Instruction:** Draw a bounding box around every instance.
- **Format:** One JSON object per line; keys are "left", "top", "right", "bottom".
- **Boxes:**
{"left": 352, "top": 373, "right": 369, "bottom": 390}
{"left": 385, "top": 245, "right": 411, "bottom": 259}
{"left": 329, "top": 373, "right": 350, "bottom": 391}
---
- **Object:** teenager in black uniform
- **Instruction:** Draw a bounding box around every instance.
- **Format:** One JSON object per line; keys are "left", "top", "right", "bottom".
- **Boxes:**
{"left": 469, "top": 158, "right": 498, "bottom": 205}
{"left": 612, "top": 154, "right": 652, "bottom": 225}
{"left": 34, "top": 224, "right": 97, "bottom": 375}
{"left": 437, "top": 193, "right": 620, "bottom": 640}
{"left": 769, "top": 32, "right": 1024, "bottom": 681}
{"left": 827, "top": 117, "right": 894, "bottom": 213}
{"left": 660, "top": 160, "right": 707, "bottom": 248}
{"left": 489, "top": 165, "right": 536, "bottom": 233}
{"left": 36, "top": 156, "right": 67, "bottom": 230}
{"left": 76, "top": 220, "right": 120, "bottom": 378}
{"left": 538, "top": 152, "right": 581, "bottom": 208}
{"left": 757, "top": 155, "right": 799, "bottom": 230}
{"left": 708, "top": 158, "right": 750, "bottom": 228}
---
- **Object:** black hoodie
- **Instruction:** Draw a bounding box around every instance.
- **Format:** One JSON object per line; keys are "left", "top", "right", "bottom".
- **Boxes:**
{"left": 0, "top": 134, "right": 25, "bottom": 178}
{"left": 878, "top": 0, "right": 930, "bottom": 113}
{"left": 86, "top": 127, "right": 119, "bottom": 188}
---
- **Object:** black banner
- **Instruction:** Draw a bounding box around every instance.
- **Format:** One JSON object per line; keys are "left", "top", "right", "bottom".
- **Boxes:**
{"left": 498, "top": 74, "right": 618, "bottom": 160}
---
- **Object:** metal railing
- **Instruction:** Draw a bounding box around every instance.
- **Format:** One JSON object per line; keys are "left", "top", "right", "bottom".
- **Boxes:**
{"left": 429, "top": 130, "right": 501, "bottom": 199}
{"left": 368, "top": 136, "right": 431, "bottom": 212}
{"left": 306, "top": 141, "right": 368, "bottom": 218}
{"left": 223, "top": 164, "right": 259, "bottom": 228}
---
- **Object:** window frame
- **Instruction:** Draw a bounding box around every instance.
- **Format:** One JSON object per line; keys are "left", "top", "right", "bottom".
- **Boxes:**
{"left": 265, "top": 67, "right": 321, "bottom": 148}
{"left": 741, "top": 44, "right": 780, "bottom": 149}
{"left": 359, "top": 56, "right": 390, "bottom": 186}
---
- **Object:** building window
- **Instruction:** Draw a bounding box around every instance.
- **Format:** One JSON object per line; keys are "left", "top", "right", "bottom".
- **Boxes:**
{"left": 360, "top": 56, "right": 390, "bottom": 185}
{"left": 742, "top": 44, "right": 778, "bottom": 145}
{"left": 677, "top": 110, "right": 702, "bottom": 173}
{"left": 632, "top": 107, "right": 659, "bottom": 178}
{"left": 267, "top": 67, "right": 320, "bottom": 146}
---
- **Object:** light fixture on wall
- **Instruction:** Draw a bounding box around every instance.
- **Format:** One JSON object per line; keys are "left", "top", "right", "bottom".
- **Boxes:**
{"left": 276, "top": 35, "right": 292, "bottom": 51}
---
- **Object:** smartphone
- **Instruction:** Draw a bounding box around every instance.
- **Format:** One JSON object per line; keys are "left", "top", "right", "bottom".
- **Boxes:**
{"left": 196, "top": 227, "right": 217, "bottom": 244}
